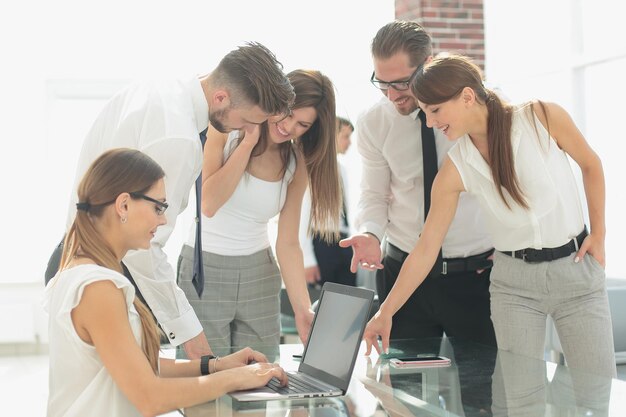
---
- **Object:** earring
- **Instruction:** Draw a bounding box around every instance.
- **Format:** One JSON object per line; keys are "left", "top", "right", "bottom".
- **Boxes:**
{"left": 121, "top": 216, "right": 127, "bottom": 224}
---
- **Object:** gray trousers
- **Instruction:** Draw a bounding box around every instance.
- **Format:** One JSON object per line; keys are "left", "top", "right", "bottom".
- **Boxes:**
{"left": 490, "top": 251, "right": 616, "bottom": 378}
{"left": 491, "top": 349, "right": 611, "bottom": 417}
{"left": 178, "top": 244, "right": 282, "bottom": 357}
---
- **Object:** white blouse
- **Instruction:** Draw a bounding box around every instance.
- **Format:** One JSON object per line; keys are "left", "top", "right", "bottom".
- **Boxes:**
{"left": 448, "top": 105, "right": 585, "bottom": 251}
{"left": 186, "top": 132, "right": 297, "bottom": 256}
{"left": 45, "top": 265, "right": 142, "bottom": 417}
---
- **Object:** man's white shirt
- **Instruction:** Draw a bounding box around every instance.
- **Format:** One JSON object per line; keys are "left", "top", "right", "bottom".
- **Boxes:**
{"left": 66, "top": 77, "right": 207, "bottom": 345}
{"left": 354, "top": 97, "right": 492, "bottom": 257}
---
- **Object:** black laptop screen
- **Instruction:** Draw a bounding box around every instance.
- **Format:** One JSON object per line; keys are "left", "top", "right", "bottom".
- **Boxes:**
{"left": 301, "top": 289, "right": 371, "bottom": 382}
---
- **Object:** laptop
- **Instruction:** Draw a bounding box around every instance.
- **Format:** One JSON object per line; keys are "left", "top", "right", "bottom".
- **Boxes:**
{"left": 230, "top": 282, "right": 375, "bottom": 402}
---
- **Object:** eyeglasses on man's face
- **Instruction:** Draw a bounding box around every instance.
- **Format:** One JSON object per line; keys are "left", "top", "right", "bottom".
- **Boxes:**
{"left": 130, "top": 192, "right": 168, "bottom": 216}
{"left": 370, "top": 65, "right": 422, "bottom": 92}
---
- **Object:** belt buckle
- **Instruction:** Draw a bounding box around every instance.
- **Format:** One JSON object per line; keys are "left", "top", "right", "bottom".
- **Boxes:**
{"left": 523, "top": 249, "right": 541, "bottom": 263}
{"left": 442, "top": 261, "right": 448, "bottom": 275}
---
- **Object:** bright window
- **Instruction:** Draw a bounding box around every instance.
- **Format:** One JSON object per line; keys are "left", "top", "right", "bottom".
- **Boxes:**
{"left": 485, "top": 0, "right": 626, "bottom": 279}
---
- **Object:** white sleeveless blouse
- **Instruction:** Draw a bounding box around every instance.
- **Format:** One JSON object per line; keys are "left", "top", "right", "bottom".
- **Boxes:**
{"left": 187, "top": 131, "right": 297, "bottom": 255}
{"left": 45, "top": 265, "right": 142, "bottom": 417}
{"left": 448, "top": 105, "right": 585, "bottom": 251}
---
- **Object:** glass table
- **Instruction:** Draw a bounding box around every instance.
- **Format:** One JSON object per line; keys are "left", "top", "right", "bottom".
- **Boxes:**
{"left": 183, "top": 337, "right": 626, "bottom": 417}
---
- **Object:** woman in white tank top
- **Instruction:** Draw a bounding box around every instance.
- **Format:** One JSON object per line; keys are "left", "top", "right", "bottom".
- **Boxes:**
{"left": 361, "top": 55, "right": 616, "bottom": 378}
{"left": 178, "top": 70, "right": 342, "bottom": 353}
{"left": 46, "top": 149, "right": 288, "bottom": 417}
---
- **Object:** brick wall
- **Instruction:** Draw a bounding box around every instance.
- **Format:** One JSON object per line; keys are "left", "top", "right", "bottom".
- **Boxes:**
{"left": 395, "top": 0, "right": 485, "bottom": 69}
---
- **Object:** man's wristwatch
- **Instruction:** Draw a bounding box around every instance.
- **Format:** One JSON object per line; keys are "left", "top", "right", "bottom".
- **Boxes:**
{"left": 200, "top": 355, "right": 216, "bottom": 375}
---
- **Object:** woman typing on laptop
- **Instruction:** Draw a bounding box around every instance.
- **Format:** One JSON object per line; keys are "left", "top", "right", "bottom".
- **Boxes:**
{"left": 45, "top": 149, "right": 287, "bottom": 417}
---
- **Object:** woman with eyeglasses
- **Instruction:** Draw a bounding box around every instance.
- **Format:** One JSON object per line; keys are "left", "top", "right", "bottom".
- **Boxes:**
{"left": 362, "top": 55, "right": 616, "bottom": 378}
{"left": 177, "top": 69, "right": 342, "bottom": 354}
{"left": 45, "top": 148, "right": 287, "bottom": 417}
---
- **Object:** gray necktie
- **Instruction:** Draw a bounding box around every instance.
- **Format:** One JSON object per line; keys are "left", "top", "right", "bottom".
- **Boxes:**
{"left": 192, "top": 129, "right": 207, "bottom": 297}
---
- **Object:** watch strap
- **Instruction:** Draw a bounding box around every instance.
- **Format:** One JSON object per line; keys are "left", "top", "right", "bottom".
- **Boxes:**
{"left": 200, "top": 354, "right": 216, "bottom": 375}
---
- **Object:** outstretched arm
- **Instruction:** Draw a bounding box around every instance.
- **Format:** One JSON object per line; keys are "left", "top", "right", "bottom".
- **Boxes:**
{"left": 275, "top": 150, "right": 315, "bottom": 344}
{"left": 363, "top": 157, "right": 465, "bottom": 355}
{"left": 298, "top": 187, "right": 322, "bottom": 284}
{"left": 159, "top": 346, "right": 270, "bottom": 377}
{"left": 338, "top": 233, "right": 383, "bottom": 273}
{"left": 534, "top": 102, "right": 606, "bottom": 266}
{"left": 351, "top": 114, "right": 393, "bottom": 255}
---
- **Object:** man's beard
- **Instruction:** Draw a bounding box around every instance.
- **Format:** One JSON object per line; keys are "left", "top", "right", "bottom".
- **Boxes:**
{"left": 209, "top": 107, "right": 230, "bottom": 133}
{"left": 393, "top": 95, "right": 418, "bottom": 116}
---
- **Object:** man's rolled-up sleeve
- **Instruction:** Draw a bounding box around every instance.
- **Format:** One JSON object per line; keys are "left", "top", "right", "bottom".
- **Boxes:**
{"left": 354, "top": 116, "right": 392, "bottom": 242}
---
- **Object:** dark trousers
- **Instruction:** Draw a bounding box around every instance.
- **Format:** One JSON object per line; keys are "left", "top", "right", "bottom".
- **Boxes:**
{"left": 312, "top": 234, "right": 356, "bottom": 286}
{"left": 376, "top": 253, "right": 497, "bottom": 347}
{"left": 379, "top": 254, "right": 497, "bottom": 415}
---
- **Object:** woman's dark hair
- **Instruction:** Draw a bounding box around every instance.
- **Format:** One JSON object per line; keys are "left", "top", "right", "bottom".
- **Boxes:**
{"left": 412, "top": 55, "right": 528, "bottom": 209}
{"left": 240, "top": 69, "right": 341, "bottom": 241}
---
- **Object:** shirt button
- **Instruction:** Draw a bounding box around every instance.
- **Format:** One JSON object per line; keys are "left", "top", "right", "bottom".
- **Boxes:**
{"left": 169, "top": 332, "right": 176, "bottom": 340}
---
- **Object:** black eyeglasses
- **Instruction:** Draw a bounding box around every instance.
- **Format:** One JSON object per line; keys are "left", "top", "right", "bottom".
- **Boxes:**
{"left": 370, "top": 65, "right": 422, "bottom": 92}
{"left": 130, "top": 192, "right": 169, "bottom": 215}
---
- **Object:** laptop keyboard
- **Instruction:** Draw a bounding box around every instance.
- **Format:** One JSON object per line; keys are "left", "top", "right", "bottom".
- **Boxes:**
{"left": 266, "top": 374, "right": 322, "bottom": 394}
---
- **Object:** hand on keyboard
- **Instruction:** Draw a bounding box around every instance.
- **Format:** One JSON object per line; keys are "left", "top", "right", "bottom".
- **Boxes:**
{"left": 224, "top": 362, "right": 289, "bottom": 392}
{"left": 218, "top": 347, "right": 269, "bottom": 371}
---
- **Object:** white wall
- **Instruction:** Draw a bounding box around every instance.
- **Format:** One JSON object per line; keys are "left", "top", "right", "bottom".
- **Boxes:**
{"left": 0, "top": 0, "right": 395, "bottom": 343}
{"left": 484, "top": 0, "right": 626, "bottom": 280}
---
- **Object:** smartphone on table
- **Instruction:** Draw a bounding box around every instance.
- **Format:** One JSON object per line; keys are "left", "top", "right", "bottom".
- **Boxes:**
{"left": 389, "top": 355, "right": 451, "bottom": 368}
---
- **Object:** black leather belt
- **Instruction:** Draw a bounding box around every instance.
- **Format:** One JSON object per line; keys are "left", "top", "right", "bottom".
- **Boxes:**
{"left": 500, "top": 227, "right": 588, "bottom": 263}
{"left": 385, "top": 242, "right": 494, "bottom": 275}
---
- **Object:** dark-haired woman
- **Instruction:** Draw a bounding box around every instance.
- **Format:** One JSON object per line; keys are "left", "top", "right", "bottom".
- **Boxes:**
{"left": 177, "top": 69, "right": 342, "bottom": 353}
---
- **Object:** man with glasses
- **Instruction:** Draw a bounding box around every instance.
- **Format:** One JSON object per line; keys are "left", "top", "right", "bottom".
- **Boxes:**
{"left": 341, "top": 21, "right": 496, "bottom": 347}
{"left": 46, "top": 42, "right": 294, "bottom": 360}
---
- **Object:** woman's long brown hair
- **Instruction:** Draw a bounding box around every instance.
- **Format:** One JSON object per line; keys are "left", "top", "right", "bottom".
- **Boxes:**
{"left": 59, "top": 148, "right": 164, "bottom": 373}
{"left": 239, "top": 69, "right": 342, "bottom": 241}
{"left": 412, "top": 55, "right": 529, "bottom": 209}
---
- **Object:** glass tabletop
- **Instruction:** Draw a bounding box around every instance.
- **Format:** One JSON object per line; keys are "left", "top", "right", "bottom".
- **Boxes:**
{"left": 182, "top": 338, "right": 626, "bottom": 417}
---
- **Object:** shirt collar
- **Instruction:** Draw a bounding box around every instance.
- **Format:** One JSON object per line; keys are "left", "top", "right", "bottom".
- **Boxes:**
{"left": 188, "top": 77, "right": 209, "bottom": 134}
{"left": 460, "top": 122, "right": 522, "bottom": 182}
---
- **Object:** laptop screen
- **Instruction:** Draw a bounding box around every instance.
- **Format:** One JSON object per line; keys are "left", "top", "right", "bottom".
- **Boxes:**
{"left": 299, "top": 283, "right": 373, "bottom": 390}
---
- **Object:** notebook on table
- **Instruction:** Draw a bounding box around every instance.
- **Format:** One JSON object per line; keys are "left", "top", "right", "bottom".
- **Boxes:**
{"left": 230, "top": 282, "right": 375, "bottom": 402}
